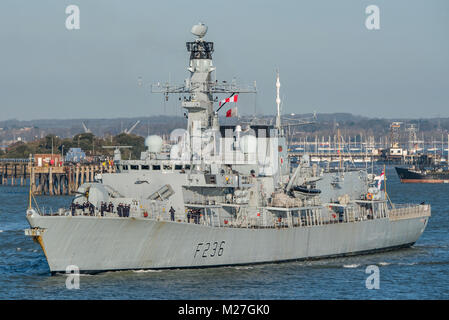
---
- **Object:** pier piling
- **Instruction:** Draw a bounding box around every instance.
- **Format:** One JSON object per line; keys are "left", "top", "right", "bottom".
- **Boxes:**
{"left": 0, "top": 158, "right": 115, "bottom": 195}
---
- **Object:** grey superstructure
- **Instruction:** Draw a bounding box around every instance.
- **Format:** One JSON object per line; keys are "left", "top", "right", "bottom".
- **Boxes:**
{"left": 25, "top": 24, "right": 430, "bottom": 274}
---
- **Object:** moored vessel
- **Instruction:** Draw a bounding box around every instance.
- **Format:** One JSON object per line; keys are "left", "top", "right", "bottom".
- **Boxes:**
{"left": 396, "top": 154, "right": 449, "bottom": 183}
{"left": 395, "top": 166, "right": 449, "bottom": 183}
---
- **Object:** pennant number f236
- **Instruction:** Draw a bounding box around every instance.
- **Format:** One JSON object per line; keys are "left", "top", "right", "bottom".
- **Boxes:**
{"left": 194, "top": 241, "right": 225, "bottom": 258}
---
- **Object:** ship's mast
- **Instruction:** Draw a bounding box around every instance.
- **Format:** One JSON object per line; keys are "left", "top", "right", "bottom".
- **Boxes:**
{"left": 275, "top": 71, "right": 281, "bottom": 132}
{"left": 183, "top": 23, "right": 216, "bottom": 132}
{"left": 152, "top": 23, "right": 256, "bottom": 138}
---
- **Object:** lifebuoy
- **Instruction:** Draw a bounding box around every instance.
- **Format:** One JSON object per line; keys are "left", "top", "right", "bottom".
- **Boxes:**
{"left": 366, "top": 193, "right": 373, "bottom": 200}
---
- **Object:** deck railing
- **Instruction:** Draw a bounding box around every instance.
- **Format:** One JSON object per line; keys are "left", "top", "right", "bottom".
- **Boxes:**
{"left": 33, "top": 202, "right": 431, "bottom": 228}
{"left": 388, "top": 204, "right": 431, "bottom": 220}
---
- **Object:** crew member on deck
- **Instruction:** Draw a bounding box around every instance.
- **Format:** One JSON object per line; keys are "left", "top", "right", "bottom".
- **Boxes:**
{"left": 108, "top": 202, "right": 114, "bottom": 213}
{"left": 187, "top": 210, "right": 191, "bottom": 223}
{"left": 89, "top": 202, "right": 95, "bottom": 216}
{"left": 169, "top": 206, "right": 175, "bottom": 221}
{"left": 194, "top": 209, "right": 200, "bottom": 224}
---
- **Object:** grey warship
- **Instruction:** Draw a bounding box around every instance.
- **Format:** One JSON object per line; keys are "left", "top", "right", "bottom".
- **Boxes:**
{"left": 25, "top": 23, "right": 431, "bottom": 274}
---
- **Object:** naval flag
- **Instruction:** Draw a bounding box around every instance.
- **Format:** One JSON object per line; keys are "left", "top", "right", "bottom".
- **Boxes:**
{"left": 219, "top": 94, "right": 238, "bottom": 107}
{"left": 376, "top": 170, "right": 385, "bottom": 190}
{"left": 226, "top": 107, "right": 238, "bottom": 118}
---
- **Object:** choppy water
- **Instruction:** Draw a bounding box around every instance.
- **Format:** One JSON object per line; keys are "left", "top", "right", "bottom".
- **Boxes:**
{"left": 1, "top": 167, "right": 448, "bottom": 299}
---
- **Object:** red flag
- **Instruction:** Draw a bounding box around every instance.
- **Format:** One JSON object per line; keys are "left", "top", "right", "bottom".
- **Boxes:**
{"left": 226, "top": 107, "right": 237, "bottom": 117}
{"left": 219, "top": 94, "right": 238, "bottom": 107}
{"left": 377, "top": 170, "right": 385, "bottom": 190}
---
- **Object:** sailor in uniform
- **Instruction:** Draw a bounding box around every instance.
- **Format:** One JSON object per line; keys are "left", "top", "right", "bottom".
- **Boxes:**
{"left": 169, "top": 206, "right": 176, "bottom": 221}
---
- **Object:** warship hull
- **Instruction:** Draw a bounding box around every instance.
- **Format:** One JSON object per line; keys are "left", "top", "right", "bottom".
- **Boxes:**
{"left": 24, "top": 24, "right": 431, "bottom": 275}
{"left": 27, "top": 214, "right": 429, "bottom": 274}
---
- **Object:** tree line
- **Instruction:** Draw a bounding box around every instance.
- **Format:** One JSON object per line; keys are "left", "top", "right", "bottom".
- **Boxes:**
{"left": 0, "top": 133, "right": 145, "bottom": 159}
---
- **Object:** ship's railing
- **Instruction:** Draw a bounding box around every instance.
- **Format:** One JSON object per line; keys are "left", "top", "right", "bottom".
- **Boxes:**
{"left": 36, "top": 204, "right": 191, "bottom": 220}
{"left": 34, "top": 205, "right": 139, "bottom": 218}
{"left": 38, "top": 206, "right": 325, "bottom": 228}
{"left": 35, "top": 207, "right": 115, "bottom": 217}
{"left": 388, "top": 204, "right": 431, "bottom": 221}
{"left": 36, "top": 202, "right": 430, "bottom": 229}
{"left": 30, "top": 207, "right": 66, "bottom": 216}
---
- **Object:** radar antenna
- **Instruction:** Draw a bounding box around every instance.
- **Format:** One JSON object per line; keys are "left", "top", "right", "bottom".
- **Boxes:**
{"left": 151, "top": 23, "right": 256, "bottom": 134}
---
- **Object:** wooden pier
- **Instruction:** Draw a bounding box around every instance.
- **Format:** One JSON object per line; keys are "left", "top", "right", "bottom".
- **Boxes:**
{"left": 0, "top": 159, "right": 29, "bottom": 187}
{"left": 0, "top": 158, "right": 115, "bottom": 195}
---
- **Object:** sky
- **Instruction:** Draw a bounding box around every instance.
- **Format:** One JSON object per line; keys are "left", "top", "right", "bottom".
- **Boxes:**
{"left": 0, "top": 0, "right": 448, "bottom": 121}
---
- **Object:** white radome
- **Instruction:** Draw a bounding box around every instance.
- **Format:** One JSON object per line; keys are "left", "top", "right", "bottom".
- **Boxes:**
{"left": 191, "top": 23, "right": 208, "bottom": 38}
{"left": 145, "top": 135, "right": 163, "bottom": 153}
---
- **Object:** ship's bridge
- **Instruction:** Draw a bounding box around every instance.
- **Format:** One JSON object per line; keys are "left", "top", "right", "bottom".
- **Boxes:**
{"left": 219, "top": 124, "right": 277, "bottom": 138}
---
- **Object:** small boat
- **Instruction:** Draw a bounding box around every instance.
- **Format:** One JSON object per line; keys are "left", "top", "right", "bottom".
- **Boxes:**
{"left": 293, "top": 185, "right": 321, "bottom": 195}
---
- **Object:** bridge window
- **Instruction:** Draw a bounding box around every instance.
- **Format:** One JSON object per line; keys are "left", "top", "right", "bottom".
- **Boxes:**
{"left": 130, "top": 165, "right": 139, "bottom": 170}
{"left": 141, "top": 165, "right": 150, "bottom": 170}
{"left": 152, "top": 165, "right": 160, "bottom": 170}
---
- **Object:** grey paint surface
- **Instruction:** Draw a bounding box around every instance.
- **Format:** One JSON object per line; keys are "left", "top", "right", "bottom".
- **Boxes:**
{"left": 27, "top": 213, "right": 429, "bottom": 273}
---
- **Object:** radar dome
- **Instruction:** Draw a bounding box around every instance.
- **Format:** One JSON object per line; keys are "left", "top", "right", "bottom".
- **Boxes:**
{"left": 191, "top": 23, "right": 208, "bottom": 38}
{"left": 145, "top": 135, "right": 163, "bottom": 153}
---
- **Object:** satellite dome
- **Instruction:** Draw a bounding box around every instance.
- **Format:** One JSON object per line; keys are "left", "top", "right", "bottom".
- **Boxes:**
{"left": 145, "top": 135, "right": 163, "bottom": 153}
{"left": 191, "top": 23, "right": 208, "bottom": 38}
